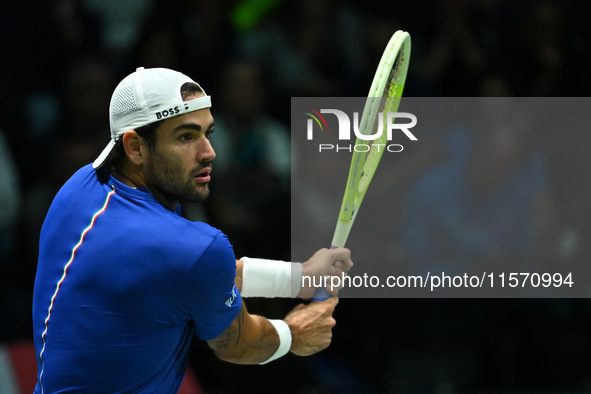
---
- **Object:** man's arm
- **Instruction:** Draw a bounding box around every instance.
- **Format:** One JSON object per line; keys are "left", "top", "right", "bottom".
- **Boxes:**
{"left": 207, "top": 298, "right": 338, "bottom": 364}
{"left": 235, "top": 258, "right": 244, "bottom": 292}
{"left": 235, "top": 248, "right": 353, "bottom": 298}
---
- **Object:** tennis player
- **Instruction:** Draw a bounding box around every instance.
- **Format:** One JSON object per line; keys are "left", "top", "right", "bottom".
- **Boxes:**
{"left": 32, "top": 67, "right": 352, "bottom": 393}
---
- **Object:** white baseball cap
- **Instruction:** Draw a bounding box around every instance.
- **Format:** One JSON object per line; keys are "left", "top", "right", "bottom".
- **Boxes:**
{"left": 93, "top": 67, "right": 212, "bottom": 168}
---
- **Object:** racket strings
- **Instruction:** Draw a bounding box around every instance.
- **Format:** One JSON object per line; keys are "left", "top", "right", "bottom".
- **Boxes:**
{"left": 357, "top": 41, "right": 408, "bottom": 195}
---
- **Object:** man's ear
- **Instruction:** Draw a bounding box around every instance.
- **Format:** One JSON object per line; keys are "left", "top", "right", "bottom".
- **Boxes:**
{"left": 122, "top": 131, "right": 145, "bottom": 165}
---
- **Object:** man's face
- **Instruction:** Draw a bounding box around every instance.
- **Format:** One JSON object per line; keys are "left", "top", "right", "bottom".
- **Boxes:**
{"left": 142, "top": 100, "right": 216, "bottom": 208}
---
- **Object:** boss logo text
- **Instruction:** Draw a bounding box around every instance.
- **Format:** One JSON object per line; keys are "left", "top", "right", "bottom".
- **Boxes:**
{"left": 156, "top": 106, "right": 181, "bottom": 119}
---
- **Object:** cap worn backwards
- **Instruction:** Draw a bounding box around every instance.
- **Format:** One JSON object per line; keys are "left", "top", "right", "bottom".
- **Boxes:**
{"left": 93, "top": 67, "right": 212, "bottom": 169}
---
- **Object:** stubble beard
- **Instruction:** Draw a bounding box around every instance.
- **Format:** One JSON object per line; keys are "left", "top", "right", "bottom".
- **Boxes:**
{"left": 145, "top": 148, "right": 210, "bottom": 204}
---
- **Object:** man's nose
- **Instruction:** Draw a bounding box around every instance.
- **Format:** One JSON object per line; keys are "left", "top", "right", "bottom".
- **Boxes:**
{"left": 199, "top": 136, "right": 216, "bottom": 162}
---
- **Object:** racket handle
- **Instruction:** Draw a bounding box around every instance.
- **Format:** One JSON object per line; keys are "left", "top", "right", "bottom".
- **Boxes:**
{"left": 311, "top": 287, "right": 331, "bottom": 302}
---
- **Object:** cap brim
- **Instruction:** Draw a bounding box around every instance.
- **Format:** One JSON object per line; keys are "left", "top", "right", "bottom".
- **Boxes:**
{"left": 93, "top": 139, "right": 116, "bottom": 169}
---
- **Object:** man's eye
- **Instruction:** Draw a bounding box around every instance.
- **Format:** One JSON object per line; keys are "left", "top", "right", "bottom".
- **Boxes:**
{"left": 179, "top": 133, "right": 193, "bottom": 141}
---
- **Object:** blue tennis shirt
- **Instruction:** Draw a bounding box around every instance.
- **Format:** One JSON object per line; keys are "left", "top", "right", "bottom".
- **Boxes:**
{"left": 32, "top": 164, "right": 242, "bottom": 393}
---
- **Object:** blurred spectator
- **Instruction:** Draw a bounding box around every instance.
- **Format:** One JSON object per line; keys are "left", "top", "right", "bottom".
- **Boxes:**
{"left": 131, "top": 0, "right": 236, "bottom": 84}
{"left": 20, "top": 56, "right": 114, "bottom": 274}
{"left": 61, "top": 56, "right": 114, "bottom": 145}
{"left": 511, "top": 0, "right": 588, "bottom": 96}
{"left": 194, "top": 58, "right": 291, "bottom": 260}
{"left": 176, "top": 0, "right": 236, "bottom": 83}
{"left": 132, "top": 17, "right": 186, "bottom": 71}
{"left": 82, "top": 0, "right": 155, "bottom": 55}
{"left": 0, "top": 129, "right": 21, "bottom": 268}
{"left": 401, "top": 99, "right": 552, "bottom": 274}
{"left": 7, "top": 0, "right": 103, "bottom": 187}
{"left": 0, "top": 128, "right": 29, "bottom": 341}
{"left": 235, "top": 0, "right": 365, "bottom": 101}
{"left": 211, "top": 59, "right": 290, "bottom": 183}
{"left": 413, "top": 0, "right": 486, "bottom": 95}
{"left": 24, "top": 0, "right": 103, "bottom": 92}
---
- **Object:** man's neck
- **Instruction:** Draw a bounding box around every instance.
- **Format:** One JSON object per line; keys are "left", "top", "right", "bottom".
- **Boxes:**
{"left": 114, "top": 168, "right": 179, "bottom": 211}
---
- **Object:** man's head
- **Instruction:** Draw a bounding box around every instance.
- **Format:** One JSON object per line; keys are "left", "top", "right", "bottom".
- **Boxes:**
{"left": 95, "top": 67, "right": 216, "bottom": 209}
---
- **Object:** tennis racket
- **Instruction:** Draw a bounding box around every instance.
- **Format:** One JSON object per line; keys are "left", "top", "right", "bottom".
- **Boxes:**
{"left": 313, "top": 30, "right": 412, "bottom": 300}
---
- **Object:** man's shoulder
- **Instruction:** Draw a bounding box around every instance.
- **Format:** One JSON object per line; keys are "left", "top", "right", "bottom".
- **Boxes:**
{"left": 43, "top": 164, "right": 113, "bottom": 228}
{"left": 51, "top": 164, "right": 233, "bottom": 265}
{"left": 169, "top": 220, "right": 232, "bottom": 261}
{"left": 155, "top": 212, "right": 224, "bottom": 242}
{"left": 126, "top": 211, "right": 232, "bottom": 266}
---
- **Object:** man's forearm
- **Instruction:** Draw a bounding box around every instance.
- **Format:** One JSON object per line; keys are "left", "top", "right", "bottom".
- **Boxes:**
{"left": 236, "top": 258, "right": 302, "bottom": 298}
{"left": 235, "top": 259, "right": 244, "bottom": 292}
{"left": 207, "top": 306, "right": 286, "bottom": 364}
{"left": 236, "top": 248, "right": 353, "bottom": 299}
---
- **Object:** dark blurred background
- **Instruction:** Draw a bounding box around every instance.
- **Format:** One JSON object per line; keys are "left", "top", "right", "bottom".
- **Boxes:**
{"left": 1, "top": 0, "right": 590, "bottom": 392}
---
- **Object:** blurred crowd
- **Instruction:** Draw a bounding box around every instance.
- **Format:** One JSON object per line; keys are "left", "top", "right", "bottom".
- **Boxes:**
{"left": 1, "top": 0, "right": 591, "bottom": 392}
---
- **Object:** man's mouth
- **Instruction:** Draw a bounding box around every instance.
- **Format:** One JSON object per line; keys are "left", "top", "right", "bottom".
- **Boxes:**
{"left": 194, "top": 167, "right": 212, "bottom": 183}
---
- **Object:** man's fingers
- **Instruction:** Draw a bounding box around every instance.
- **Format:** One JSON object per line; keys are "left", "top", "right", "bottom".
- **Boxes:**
{"left": 290, "top": 303, "right": 307, "bottom": 313}
{"left": 329, "top": 248, "right": 354, "bottom": 271}
{"left": 325, "top": 270, "right": 348, "bottom": 295}
{"left": 327, "top": 285, "right": 340, "bottom": 296}
{"left": 333, "top": 260, "right": 353, "bottom": 272}
{"left": 329, "top": 247, "right": 351, "bottom": 261}
{"left": 306, "top": 296, "right": 339, "bottom": 311}
{"left": 319, "top": 296, "right": 339, "bottom": 309}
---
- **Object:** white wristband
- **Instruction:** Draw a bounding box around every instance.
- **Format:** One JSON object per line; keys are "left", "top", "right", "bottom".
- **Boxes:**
{"left": 260, "top": 319, "right": 292, "bottom": 364}
{"left": 240, "top": 257, "right": 302, "bottom": 298}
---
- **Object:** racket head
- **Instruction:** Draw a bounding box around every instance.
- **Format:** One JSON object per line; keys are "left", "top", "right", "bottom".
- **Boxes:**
{"left": 330, "top": 31, "right": 411, "bottom": 249}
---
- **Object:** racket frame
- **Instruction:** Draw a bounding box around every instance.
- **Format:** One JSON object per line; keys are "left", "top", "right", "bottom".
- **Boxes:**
{"left": 330, "top": 30, "right": 412, "bottom": 249}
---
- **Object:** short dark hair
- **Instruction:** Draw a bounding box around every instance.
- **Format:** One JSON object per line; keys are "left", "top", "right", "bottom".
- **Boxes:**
{"left": 105, "top": 82, "right": 204, "bottom": 175}
{"left": 180, "top": 82, "right": 204, "bottom": 101}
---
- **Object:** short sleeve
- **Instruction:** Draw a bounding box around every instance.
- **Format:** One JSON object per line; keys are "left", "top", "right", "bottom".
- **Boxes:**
{"left": 183, "top": 232, "right": 242, "bottom": 341}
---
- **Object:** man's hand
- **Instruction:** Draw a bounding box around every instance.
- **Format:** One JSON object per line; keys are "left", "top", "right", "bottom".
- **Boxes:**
{"left": 298, "top": 248, "right": 353, "bottom": 298}
{"left": 284, "top": 297, "right": 339, "bottom": 356}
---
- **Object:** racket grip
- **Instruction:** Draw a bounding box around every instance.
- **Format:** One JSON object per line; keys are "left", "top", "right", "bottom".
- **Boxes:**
{"left": 311, "top": 287, "right": 331, "bottom": 302}
{"left": 311, "top": 244, "right": 341, "bottom": 302}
